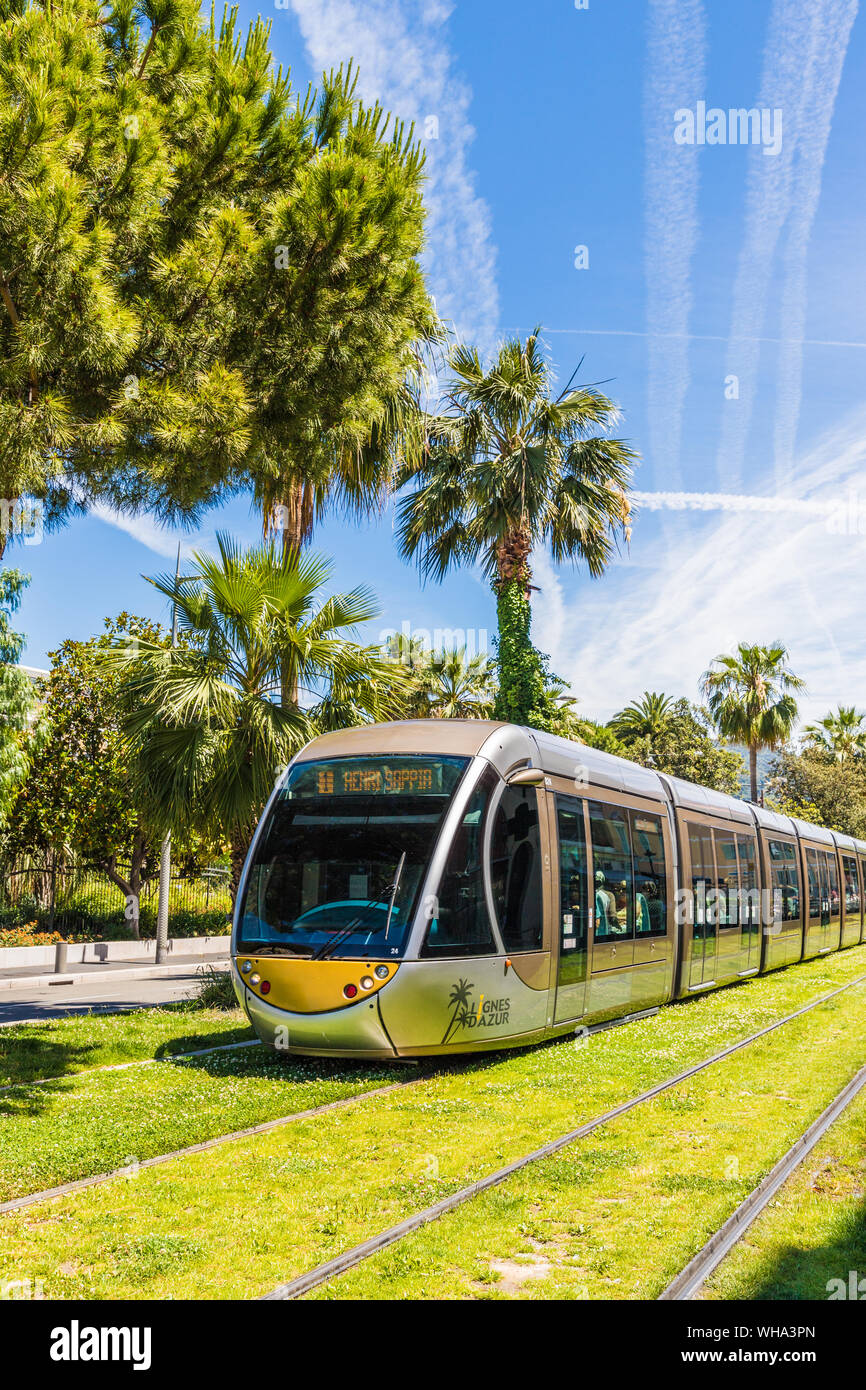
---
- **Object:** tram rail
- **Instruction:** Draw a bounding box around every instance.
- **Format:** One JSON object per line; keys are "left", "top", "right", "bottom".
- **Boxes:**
{"left": 259, "top": 972, "right": 866, "bottom": 1300}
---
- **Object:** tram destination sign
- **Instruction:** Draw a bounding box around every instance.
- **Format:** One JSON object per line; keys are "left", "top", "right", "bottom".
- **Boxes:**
{"left": 290, "top": 757, "right": 466, "bottom": 798}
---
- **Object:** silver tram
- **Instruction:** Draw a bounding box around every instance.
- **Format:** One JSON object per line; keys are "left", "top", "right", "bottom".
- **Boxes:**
{"left": 230, "top": 720, "right": 866, "bottom": 1058}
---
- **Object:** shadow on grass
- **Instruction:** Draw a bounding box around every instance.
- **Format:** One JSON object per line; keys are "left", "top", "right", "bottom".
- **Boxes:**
{"left": 727, "top": 1196, "right": 866, "bottom": 1300}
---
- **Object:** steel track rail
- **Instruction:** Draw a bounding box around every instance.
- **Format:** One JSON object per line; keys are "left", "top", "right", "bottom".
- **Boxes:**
{"left": 0, "top": 1077, "right": 424, "bottom": 1216}
{"left": 658, "top": 1061, "right": 866, "bottom": 1301}
{"left": 260, "top": 972, "right": 866, "bottom": 1300}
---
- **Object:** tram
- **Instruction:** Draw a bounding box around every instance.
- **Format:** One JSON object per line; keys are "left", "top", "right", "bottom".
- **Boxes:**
{"left": 231, "top": 720, "right": 866, "bottom": 1058}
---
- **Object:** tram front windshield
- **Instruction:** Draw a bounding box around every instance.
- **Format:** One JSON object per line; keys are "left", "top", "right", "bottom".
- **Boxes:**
{"left": 237, "top": 756, "right": 469, "bottom": 960}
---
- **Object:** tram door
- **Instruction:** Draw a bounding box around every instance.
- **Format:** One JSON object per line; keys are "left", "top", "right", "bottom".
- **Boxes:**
{"left": 553, "top": 795, "right": 589, "bottom": 1023}
{"left": 688, "top": 823, "right": 716, "bottom": 987}
{"left": 805, "top": 847, "right": 830, "bottom": 955}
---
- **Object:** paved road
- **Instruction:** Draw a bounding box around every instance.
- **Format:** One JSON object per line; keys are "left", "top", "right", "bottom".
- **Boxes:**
{"left": 0, "top": 970, "right": 218, "bottom": 1026}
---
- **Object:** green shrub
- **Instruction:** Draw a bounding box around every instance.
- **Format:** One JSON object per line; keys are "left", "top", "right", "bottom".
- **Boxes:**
{"left": 191, "top": 964, "right": 238, "bottom": 1010}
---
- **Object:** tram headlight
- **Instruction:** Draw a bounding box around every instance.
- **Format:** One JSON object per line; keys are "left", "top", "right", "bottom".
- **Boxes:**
{"left": 360, "top": 976, "right": 374, "bottom": 991}
{"left": 250, "top": 973, "right": 261, "bottom": 986}
{"left": 375, "top": 965, "right": 389, "bottom": 979}
{"left": 241, "top": 961, "right": 253, "bottom": 974}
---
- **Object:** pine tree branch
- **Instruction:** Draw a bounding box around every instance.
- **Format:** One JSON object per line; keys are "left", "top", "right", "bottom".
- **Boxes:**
{"left": 0, "top": 275, "right": 38, "bottom": 401}
{"left": 137, "top": 25, "right": 159, "bottom": 79}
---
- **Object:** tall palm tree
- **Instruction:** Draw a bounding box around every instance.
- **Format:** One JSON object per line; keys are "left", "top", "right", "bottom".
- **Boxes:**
{"left": 610, "top": 691, "right": 674, "bottom": 743}
{"left": 395, "top": 331, "right": 636, "bottom": 730}
{"left": 107, "top": 535, "right": 406, "bottom": 897}
{"left": 701, "top": 643, "right": 804, "bottom": 803}
{"left": 803, "top": 706, "right": 866, "bottom": 764}
{"left": 424, "top": 647, "right": 496, "bottom": 719}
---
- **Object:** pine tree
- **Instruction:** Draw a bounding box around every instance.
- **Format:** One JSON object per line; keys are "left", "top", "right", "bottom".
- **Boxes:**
{"left": 0, "top": 1, "right": 436, "bottom": 559}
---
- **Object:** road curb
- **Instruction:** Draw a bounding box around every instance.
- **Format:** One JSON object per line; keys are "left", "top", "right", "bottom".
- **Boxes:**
{"left": 0, "top": 958, "right": 230, "bottom": 994}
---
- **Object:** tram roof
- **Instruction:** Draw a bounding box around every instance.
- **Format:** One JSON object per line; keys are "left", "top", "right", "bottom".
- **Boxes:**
{"left": 294, "top": 719, "right": 511, "bottom": 763}
{"left": 787, "top": 816, "right": 836, "bottom": 846}
{"left": 528, "top": 729, "right": 668, "bottom": 800}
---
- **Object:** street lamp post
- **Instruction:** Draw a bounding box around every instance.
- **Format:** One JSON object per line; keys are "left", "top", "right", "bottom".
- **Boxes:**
{"left": 155, "top": 545, "right": 180, "bottom": 966}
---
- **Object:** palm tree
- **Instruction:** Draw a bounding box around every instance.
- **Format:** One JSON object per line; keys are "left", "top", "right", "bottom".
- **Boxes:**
{"left": 701, "top": 643, "right": 805, "bottom": 803}
{"left": 610, "top": 691, "right": 675, "bottom": 743}
{"left": 395, "top": 331, "right": 636, "bottom": 730}
{"left": 803, "top": 706, "right": 866, "bottom": 764}
{"left": 108, "top": 535, "right": 406, "bottom": 898}
{"left": 424, "top": 648, "right": 496, "bottom": 719}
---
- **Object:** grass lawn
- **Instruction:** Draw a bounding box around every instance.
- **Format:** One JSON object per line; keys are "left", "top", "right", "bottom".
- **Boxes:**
{"left": 1, "top": 946, "right": 865, "bottom": 1298}
{"left": 699, "top": 1087, "right": 866, "bottom": 1301}
{"left": 0, "top": 1044, "right": 405, "bottom": 1202}
{"left": 305, "top": 982, "right": 866, "bottom": 1299}
{"left": 0, "top": 1003, "right": 256, "bottom": 1087}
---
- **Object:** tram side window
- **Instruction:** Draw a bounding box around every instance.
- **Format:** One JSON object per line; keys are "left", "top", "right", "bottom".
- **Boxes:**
{"left": 421, "top": 767, "right": 498, "bottom": 959}
{"left": 736, "top": 835, "right": 759, "bottom": 931}
{"left": 688, "top": 824, "right": 715, "bottom": 937}
{"left": 714, "top": 829, "right": 739, "bottom": 926}
{"left": 826, "top": 851, "right": 840, "bottom": 919}
{"left": 767, "top": 839, "right": 799, "bottom": 922}
{"left": 805, "top": 848, "right": 821, "bottom": 920}
{"left": 631, "top": 813, "right": 667, "bottom": 937}
{"left": 490, "top": 785, "right": 543, "bottom": 952}
{"left": 557, "top": 797, "right": 588, "bottom": 982}
{"left": 590, "top": 802, "right": 633, "bottom": 940}
{"left": 842, "top": 855, "right": 860, "bottom": 915}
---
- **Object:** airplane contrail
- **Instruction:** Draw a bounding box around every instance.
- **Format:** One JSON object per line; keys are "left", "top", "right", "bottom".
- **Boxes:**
{"left": 643, "top": 0, "right": 707, "bottom": 493}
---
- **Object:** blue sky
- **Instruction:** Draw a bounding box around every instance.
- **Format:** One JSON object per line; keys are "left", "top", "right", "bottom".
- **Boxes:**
{"left": 13, "top": 0, "right": 866, "bottom": 725}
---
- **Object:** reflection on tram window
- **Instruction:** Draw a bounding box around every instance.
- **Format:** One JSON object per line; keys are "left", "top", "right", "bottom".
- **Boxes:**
{"left": 422, "top": 767, "right": 498, "bottom": 959}
{"left": 768, "top": 838, "right": 800, "bottom": 922}
{"left": 589, "top": 802, "right": 633, "bottom": 940}
{"left": 631, "top": 813, "right": 666, "bottom": 937}
{"left": 490, "top": 786, "right": 543, "bottom": 952}
{"left": 841, "top": 855, "right": 860, "bottom": 915}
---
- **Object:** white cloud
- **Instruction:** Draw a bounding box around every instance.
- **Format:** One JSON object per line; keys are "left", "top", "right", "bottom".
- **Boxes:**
{"left": 88, "top": 503, "right": 209, "bottom": 560}
{"left": 286, "top": 0, "right": 499, "bottom": 351}
{"left": 533, "top": 409, "right": 866, "bottom": 728}
{"left": 643, "top": 0, "right": 707, "bottom": 491}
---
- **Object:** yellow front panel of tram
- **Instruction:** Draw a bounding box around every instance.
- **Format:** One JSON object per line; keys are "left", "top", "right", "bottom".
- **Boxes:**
{"left": 235, "top": 956, "right": 399, "bottom": 1014}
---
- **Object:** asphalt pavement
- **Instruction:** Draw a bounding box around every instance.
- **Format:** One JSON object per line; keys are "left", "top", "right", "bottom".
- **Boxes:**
{"left": 0, "top": 961, "right": 230, "bottom": 1026}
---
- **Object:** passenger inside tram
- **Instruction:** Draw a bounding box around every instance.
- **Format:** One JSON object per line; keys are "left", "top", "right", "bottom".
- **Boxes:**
{"left": 595, "top": 870, "right": 617, "bottom": 934}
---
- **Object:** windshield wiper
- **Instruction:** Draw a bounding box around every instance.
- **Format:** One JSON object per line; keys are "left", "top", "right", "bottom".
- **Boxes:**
{"left": 311, "top": 923, "right": 359, "bottom": 961}
{"left": 384, "top": 853, "right": 406, "bottom": 943}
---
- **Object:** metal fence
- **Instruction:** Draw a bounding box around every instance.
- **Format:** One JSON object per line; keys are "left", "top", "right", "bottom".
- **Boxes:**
{"left": 0, "top": 861, "right": 232, "bottom": 938}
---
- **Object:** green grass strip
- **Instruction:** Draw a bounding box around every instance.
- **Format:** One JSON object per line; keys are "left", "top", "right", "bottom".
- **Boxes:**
{"left": 2, "top": 946, "right": 866, "bottom": 1299}
{"left": 699, "top": 1088, "right": 866, "bottom": 1301}
{"left": 0, "top": 1003, "right": 255, "bottom": 1087}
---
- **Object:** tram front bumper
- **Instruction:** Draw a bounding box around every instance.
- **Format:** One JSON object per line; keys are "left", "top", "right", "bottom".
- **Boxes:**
{"left": 237, "top": 972, "right": 397, "bottom": 1058}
